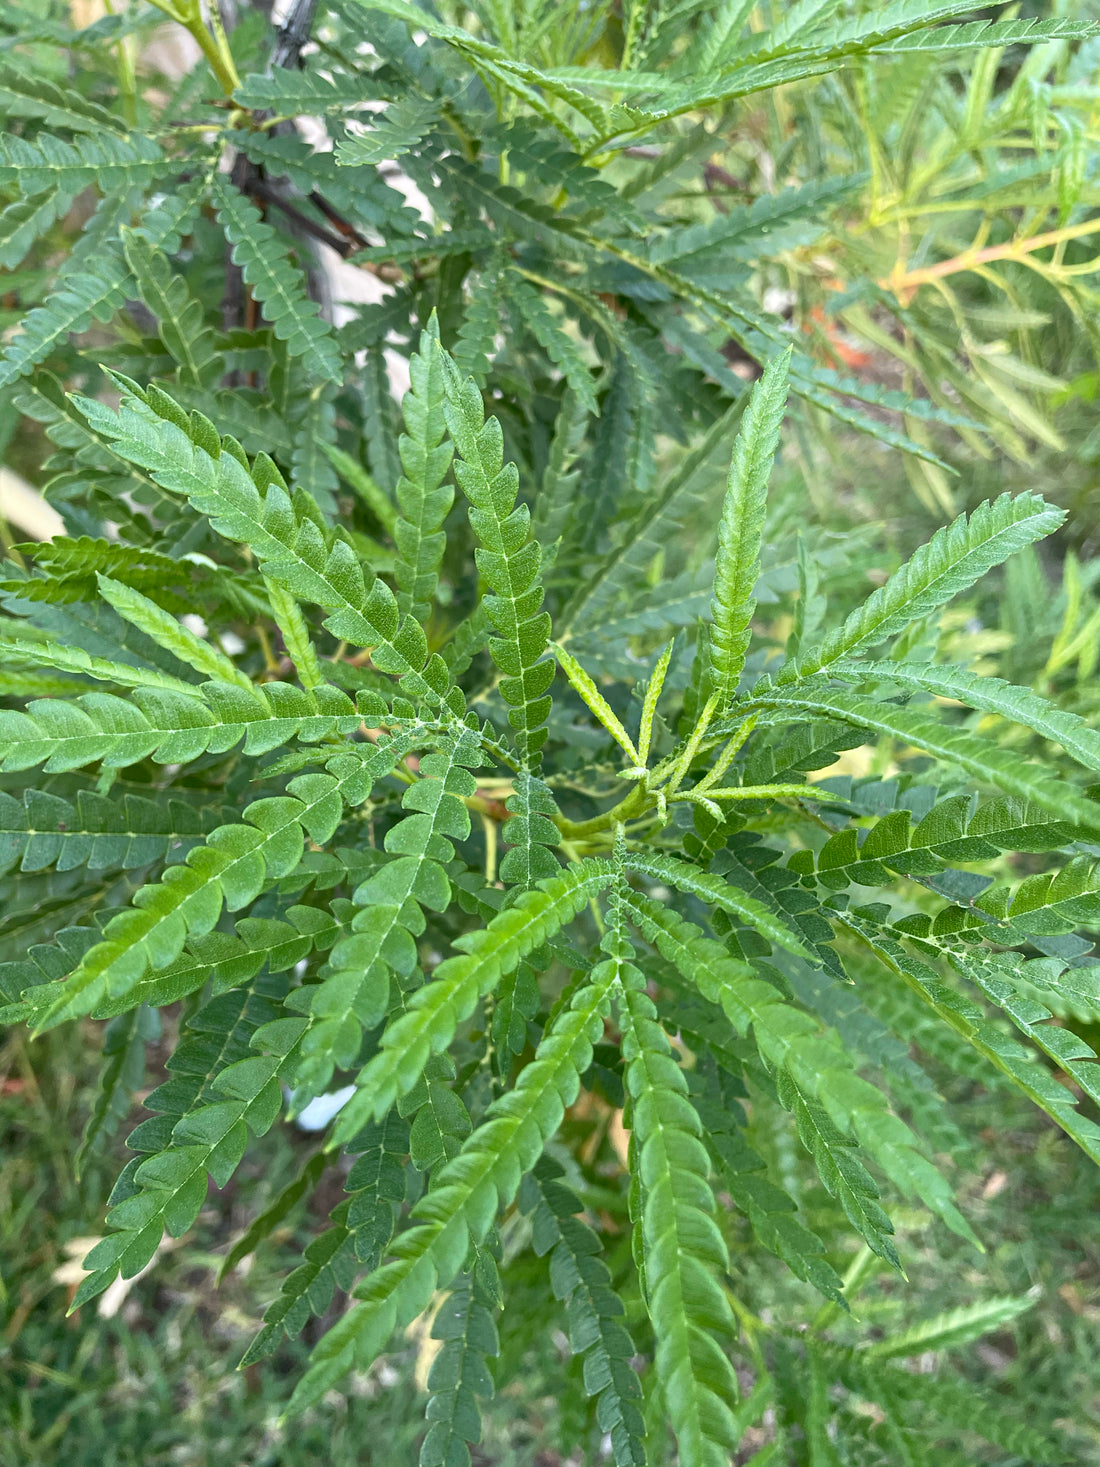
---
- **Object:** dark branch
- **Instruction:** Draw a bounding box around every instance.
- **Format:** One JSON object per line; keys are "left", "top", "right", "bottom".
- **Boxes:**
{"left": 245, "top": 177, "right": 357, "bottom": 259}
{"left": 270, "top": 0, "right": 319, "bottom": 71}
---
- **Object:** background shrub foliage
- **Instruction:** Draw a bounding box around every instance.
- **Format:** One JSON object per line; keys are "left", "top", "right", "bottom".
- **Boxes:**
{"left": 4, "top": 0, "right": 1100, "bottom": 1462}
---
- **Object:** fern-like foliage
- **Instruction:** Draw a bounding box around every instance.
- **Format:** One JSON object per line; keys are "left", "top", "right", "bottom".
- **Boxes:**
{"left": 778, "top": 494, "right": 1065, "bottom": 683}
{"left": 334, "top": 95, "right": 440, "bottom": 166}
{"left": 121, "top": 230, "right": 219, "bottom": 389}
{"left": 0, "top": 62, "right": 125, "bottom": 134}
{"left": 0, "top": 131, "right": 163, "bottom": 197}
{"left": 614, "top": 906, "right": 741, "bottom": 1467}
{"left": 392, "top": 319, "right": 454, "bottom": 625}
{"left": 2, "top": 4, "right": 1098, "bottom": 1460}
{"left": 420, "top": 1267, "right": 500, "bottom": 1467}
{"left": 520, "top": 1156, "right": 646, "bottom": 1464}
{"left": 707, "top": 346, "right": 791, "bottom": 707}
{"left": 0, "top": 188, "right": 197, "bottom": 389}
{"left": 211, "top": 176, "right": 341, "bottom": 386}
{"left": 444, "top": 364, "right": 554, "bottom": 769}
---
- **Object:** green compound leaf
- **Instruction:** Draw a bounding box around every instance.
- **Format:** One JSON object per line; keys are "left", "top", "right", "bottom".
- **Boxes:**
{"left": 73, "top": 971, "right": 290, "bottom": 1310}
{"left": 287, "top": 727, "right": 484, "bottom": 1105}
{"left": 239, "top": 1114, "right": 409, "bottom": 1362}
{"left": 836, "top": 910, "right": 1100, "bottom": 1168}
{"left": 0, "top": 186, "right": 197, "bottom": 389}
{"left": 444, "top": 359, "right": 554, "bottom": 769}
{"left": 864, "top": 1293, "right": 1035, "bottom": 1360}
{"left": 498, "top": 773, "right": 562, "bottom": 888}
{"left": 0, "top": 130, "right": 162, "bottom": 197}
{"left": 419, "top": 1269, "right": 499, "bottom": 1467}
{"left": 708, "top": 346, "right": 791, "bottom": 707}
{"left": 778, "top": 494, "right": 1064, "bottom": 684}
{"left": 0, "top": 635, "right": 205, "bottom": 697}
{"left": 612, "top": 913, "right": 740, "bottom": 1467}
{"left": 0, "top": 62, "right": 126, "bottom": 133}
{"left": 334, "top": 95, "right": 440, "bottom": 166}
{"left": 95, "top": 574, "right": 258, "bottom": 694}
{"left": 0, "top": 679, "right": 368, "bottom": 774}
{"left": 0, "top": 785, "right": 218, "bottom": 876}
{"left": 289, "top": 951, "right": 621, "bottom": 1415}
{"left": 0, "top": 187, "right": 74, "bottom": 270}
{"left": 75, "top": 1004, "right": 159, "bottom": 1174}
{"left": 744, "top": 681, "right": 1100, "bottom": 834}
{"left": 25, "top": 747, "right": 396, "bottom": 1031}
{"left": 520, "top": 1157, "right": 646, "bottom": 1465}
{"left": 120, "top": 229, "right": 219, "bottom": 388}
{"left": 694, "top": 1083, "right": 845, "bottom": 1305}
{"left": 73, "top": 382, "right": 454, "bottom": 707}
{"left": 392, "top": 319, "right": 454, "bottom": 626}
{"left": 625, "top": 850, "right": 812, "bottom": 959}
{"left": 211, "top": 175, "right": 341, "bottom": 386}
{"left": 795, "top": 792, "right": 1076, "bottom": 892}
{"left": 2, "top": 4, "right": 1095, "bottom": 1449}
{"left": 624, "top": 893, "right": 975, "bottom": 1251}
{"left": 838, "top": 661, "right": 1100, "bottom": 775}
{"left": 329, "top": 858, "right": 617, "bottom": 1144}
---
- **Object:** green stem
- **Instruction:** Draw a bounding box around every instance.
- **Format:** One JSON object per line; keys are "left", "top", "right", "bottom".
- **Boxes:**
{"left": 441, "top": 103, "right": 477, "bottom": 161}
{"left": 554, "top": 782, "right": 649, "bottom": 840}
{"left": 811, "top": 1243, "right": 877, "bottom": 1332}
{"left": 203, "top": 0, "right": 241, "bottom": 95}
{"left": 104, "top": 0, "right": 138, "bottom": 126}
{"left": 147, "top": 0, "right": 240, "bottom": 96}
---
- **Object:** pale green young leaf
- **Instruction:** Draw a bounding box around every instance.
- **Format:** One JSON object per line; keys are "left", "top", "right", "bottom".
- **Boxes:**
{"left": 551, "top": 641, "right": 639, "bottom": 764}
{"left": 637, "top": 638, "right": 674, "bottom": 767}
{"left": 265, "top": 579, "right": 324, "bottom": 691}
